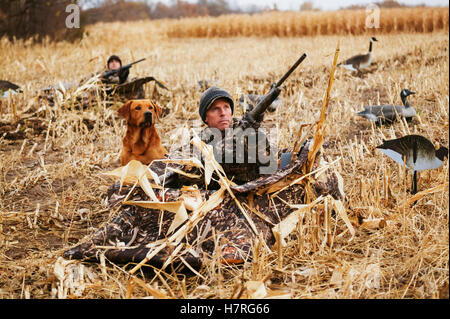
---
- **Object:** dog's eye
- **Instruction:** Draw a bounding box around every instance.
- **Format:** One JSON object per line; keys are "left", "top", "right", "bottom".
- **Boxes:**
{"left": 135, "top": 106, "right": 141, "bottom": 110}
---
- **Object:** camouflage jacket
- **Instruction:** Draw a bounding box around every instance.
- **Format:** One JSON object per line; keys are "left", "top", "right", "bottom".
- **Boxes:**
{"left": 203, "top": 117, "right": 277, "bottom": 184}
{"left": 101, "top": 68, "right": 129, "bottom": 85}
{"left": 79, "top": 68, "right": 130, "bottom": 87}
{"left": 152, "top": 115, "right": 278, "bottom": 188}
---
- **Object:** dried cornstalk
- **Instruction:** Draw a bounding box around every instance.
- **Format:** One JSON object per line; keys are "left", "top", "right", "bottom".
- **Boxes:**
{"left": 307, "top": 41, "right": 340, "bottom": 173}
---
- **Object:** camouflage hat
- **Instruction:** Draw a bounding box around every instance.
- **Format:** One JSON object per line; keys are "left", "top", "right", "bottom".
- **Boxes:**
{"left": 199, "top": 86, "right": 234, "bottom": 123}
{"left": 107, "top": 55, "right": 122, "bottom": 67}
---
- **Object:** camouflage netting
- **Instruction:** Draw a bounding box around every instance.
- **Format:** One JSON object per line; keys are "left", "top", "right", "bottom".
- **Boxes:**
{"left": 63, "top": 140, "right": 345, "bottom": 269}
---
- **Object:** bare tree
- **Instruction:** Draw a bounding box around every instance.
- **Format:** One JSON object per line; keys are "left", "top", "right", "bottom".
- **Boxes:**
{"left": 0, "top": 0, "right": 85, "bottom": 42}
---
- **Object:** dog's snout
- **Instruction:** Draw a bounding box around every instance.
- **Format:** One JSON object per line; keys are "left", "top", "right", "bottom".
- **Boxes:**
{"left": 144, "top": 111, "right": 153, "bottom": 122}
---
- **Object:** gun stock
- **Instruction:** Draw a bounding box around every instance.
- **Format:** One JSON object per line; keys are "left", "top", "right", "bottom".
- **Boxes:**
{"left": 247, "top": 53, "right": 307, "bottom": 122}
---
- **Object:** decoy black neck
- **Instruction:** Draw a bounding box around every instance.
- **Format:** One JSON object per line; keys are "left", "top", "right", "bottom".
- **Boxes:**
{"left": 412, "top": 170, "right": 418, "bottom": 195}
{"left": 369, "top": 41, "right": 373, "bottom": 52}
{"left": 436, "top": 147, "right": 449, "bottom": 161}
{"left": 401, "top": 94, "right": 411, "bottom": 108}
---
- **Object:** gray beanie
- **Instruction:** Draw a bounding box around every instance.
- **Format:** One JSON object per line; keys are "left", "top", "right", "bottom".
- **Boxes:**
{"left": 199, "top": 86, "right": 234, "bottom": 123}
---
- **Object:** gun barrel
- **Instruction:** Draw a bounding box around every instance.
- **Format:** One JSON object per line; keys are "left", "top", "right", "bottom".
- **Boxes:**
{"left": 247, "top": 52, "right": 307, "bottom": 121}
{"left": 125, "top": 58, "right": 146, "bottom": 68}
{"left": 103, "top": 58, "right": 146, "bottom": 79}
{"left": 248, "top": 87, "right": 281, "bottom": 119}
{"left": 275, "top": 53, "right": 307, "bottom": 88}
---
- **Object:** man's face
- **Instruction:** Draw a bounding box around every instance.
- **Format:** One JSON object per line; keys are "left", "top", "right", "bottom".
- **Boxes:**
{"left": 108, "top": 59, "right": 121, "bottom": 70}
{"left": 205, "top": 98, "right": 232, "bottom": 131}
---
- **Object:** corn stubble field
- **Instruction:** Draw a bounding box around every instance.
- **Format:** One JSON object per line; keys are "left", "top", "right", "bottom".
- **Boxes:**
{"left": 0, "top": 8, "right": 448, "bottom": 299}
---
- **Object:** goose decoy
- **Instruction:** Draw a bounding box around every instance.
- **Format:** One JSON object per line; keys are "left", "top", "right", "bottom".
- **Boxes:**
{"left": 376, "top": 134, "right": 448, "bottom": 194}
{"left": 357, "top": 88, "right": 416, "bottom": 125}
{"left": 338, "top": 37, "right": 378, "bottom": 72}
{"left": 0, "top": 80, "right": 20, "bottom": 92}
{"left": 238, "top": 94, "right": 281, "bottom": 113}
{"left": 0, "top": 80, "right": 21, "bottom": 98}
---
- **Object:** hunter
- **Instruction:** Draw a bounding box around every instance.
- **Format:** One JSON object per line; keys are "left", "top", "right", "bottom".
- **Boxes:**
{"left": 198, "top": 86, "right": 277, "bottom": 184}
{"left": 101, "top": 55, "right": 130, "bottom": 85}
{"left": 78, "top": 55, "right": 145, "bottom": 100}
{"left": 78, "top": 54, "right": 132, "bottom": 86}
{"left": 152, "top": 86, "right": 278, "bottom": 188}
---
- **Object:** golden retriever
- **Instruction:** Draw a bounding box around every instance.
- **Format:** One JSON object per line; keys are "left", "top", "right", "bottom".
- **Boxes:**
{"left": 118, "top": 99, "right": 168, "bottom": 166}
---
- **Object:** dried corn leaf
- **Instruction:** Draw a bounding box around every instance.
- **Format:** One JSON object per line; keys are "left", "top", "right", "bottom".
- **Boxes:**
{"left": 130, "top": 277, "right": 170, "bottom": 299}
{"left": 166, "top": 167, "right": 202, "bottom": 179}
{"left": 400, "top": 182, "right": 448, "bottom": 208}
{"left": 272, "top": 196, "right": 324, "bottom": 246}
{"left": 191, "top": 131, "right": 220, "bottom": 185}
{"left": 329, "top": 268, "right": 343, "bottom": 287}
{"left": 245, "top": 281, "right": 267, "bottom": 299}
{"left": 265, "top": 288, "right": 292, "bottom": 299}
{"left": 54, "top": 257, "right": 74, "bottom": 282}
{"left": 146, "top": 166, "right": 161, "bottom": 185}
{"left": 257, "top": 174, "right": 303, "bottom": 196}
{"left": 58, "top": 81, "right": 66, "bottom": 95}
{"left": 364, "top": 263, "right": 381, "bottom": 289}
{"left": 103, "top": 160, "right": 153, "bottom": 184}
{"left": 332, "top": 197, "right": 355, "bottom": 239}
{"left": 180, "top": 186, "right": 203, "bottom": 211}
{"left": 188, "top": 185, "right": 226, "bottom": 223}
{"left": 103, "top": 160, "right": 159, "bottom": 201}
{"left": 272, "top": 212, "right": 299, "bottom": 248}
{"left": 138, "top": 171, "right": 159, "bottom": 202}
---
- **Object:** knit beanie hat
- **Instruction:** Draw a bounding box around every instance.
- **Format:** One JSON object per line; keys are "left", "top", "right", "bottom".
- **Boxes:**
{"left": 199, "top": 86, "right": 234, "bottom": 123}
{"left": 107, "top": 55, "right": 122, "bottom": 67}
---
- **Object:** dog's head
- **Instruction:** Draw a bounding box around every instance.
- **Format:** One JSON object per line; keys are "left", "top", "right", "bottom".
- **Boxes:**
{"left": 118, "top": 99, "right": 163, "bottom": 127}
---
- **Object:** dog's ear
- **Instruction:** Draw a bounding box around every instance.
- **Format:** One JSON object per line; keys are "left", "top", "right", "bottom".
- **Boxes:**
{"left": 118, "top": 100, "right": 132, "bottom": 121}
{"left": 154, "top": 103, "right": 163, "bottom": 120}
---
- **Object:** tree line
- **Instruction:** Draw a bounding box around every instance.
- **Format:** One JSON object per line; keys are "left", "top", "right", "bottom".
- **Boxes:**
{"left": 0, "top": 0, "right": 424, "bottom": 42}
